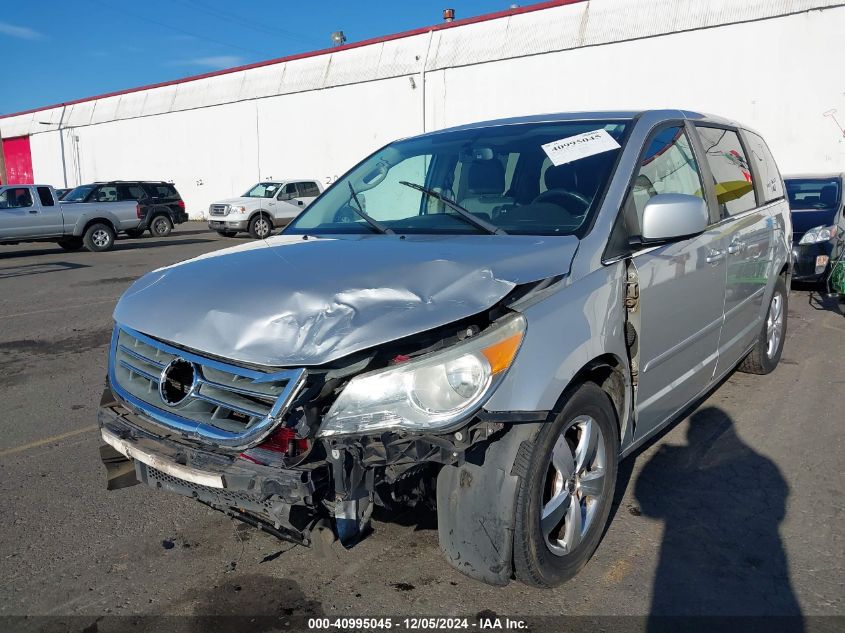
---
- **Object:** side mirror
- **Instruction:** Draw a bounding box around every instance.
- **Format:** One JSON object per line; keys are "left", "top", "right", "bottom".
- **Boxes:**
{"left": 640, "top": 193, "right": 708, "bottom": 243}
{"left": 277, "top": 191, "right": 294, "bottom": 201}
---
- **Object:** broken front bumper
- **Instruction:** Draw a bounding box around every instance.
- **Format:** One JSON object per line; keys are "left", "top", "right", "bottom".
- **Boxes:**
{"left": 98, "top": 399, "right": 330, "bottom": 545}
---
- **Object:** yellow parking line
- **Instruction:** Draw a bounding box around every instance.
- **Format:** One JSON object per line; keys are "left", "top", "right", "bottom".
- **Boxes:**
{"left": 0, "top": 425, "right": 97, "bottom": 458}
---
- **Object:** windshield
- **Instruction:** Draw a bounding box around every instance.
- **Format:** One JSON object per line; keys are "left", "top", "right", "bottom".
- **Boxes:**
{"left": 284, "top": 120, "right": 629, "bottom": 236}
{"left": 63, "top": 184, "right": 96, "bottom": 202}
{"left": 785, "top": 178, "right": 840, "bottom": 209}
{"left": 243, "top": 182, "right": 282, "bottom": 198}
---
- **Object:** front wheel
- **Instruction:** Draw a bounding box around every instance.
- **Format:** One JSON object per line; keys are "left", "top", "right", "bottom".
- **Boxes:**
{"left": 738, "top": 276, "right": 788, "bottom": 375}
{"left": 249, "top": 214, "right": 273, "bottom": 240}
{"left": 513, "top": 383, "right": 619, "bottom": 587}
{"left": 149, "top": 215, "right": 173, "bottom": 237}
{"left": 83, "top": 223, "right": 116, "bottom": 252}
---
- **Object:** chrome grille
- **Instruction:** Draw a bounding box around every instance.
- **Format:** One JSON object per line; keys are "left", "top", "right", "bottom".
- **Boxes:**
{"left": 109, "top": 325, "right": 305, "bottom": 449}
{"left": 209, "top": 204, "right": 228, "bottom": 216}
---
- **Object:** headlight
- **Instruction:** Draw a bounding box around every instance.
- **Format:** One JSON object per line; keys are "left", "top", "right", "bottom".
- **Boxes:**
{"left": 799, "top": 225, "right": 837, "bottom": 245}
{"left": 318, "top": 314, "right": 526, "bottom": 437}
{"left": 228, "top": 205, "right": 246, "bottom": 215}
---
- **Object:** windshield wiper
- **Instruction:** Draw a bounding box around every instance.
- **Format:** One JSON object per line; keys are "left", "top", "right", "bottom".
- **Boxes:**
{"left": 398, "top": 181, "right": 507, "bottom": 235}
{"left": 347, "top": 182, "right": 394, "bottom": 234}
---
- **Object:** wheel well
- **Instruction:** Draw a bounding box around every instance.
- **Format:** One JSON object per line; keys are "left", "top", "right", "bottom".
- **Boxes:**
{"left": 554, "top": 355, "right": 628, "bottom": 443}
{"left": 249, "top": 210, "right": 271, "bottom": 223}
{"left": 82, "top": 218, "right": 116, "bottom": 235}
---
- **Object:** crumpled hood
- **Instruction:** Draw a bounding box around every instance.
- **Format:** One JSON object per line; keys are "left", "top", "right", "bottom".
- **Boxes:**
{"left": 114, "top": 233, "right": 578, "bottom": 367}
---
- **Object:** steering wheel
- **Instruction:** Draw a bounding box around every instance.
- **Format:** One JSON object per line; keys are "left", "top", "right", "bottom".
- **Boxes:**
{"left": 531, "top": 189, "right": 591, "bottom": 214}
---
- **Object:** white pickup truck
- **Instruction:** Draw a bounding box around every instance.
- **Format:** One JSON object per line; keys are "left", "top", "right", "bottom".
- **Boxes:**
{"left": 0, "top": 184, "right": 142, "bottom": 252}
{"left": 207, "top": 179, "right": 324, "bottom": 239}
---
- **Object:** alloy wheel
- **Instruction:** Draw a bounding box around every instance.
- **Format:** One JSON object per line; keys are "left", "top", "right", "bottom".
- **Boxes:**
{"left": 766, "top": 292, "right": 784, "bottom": 359}
{"left": 541, "top": 415, "right": 607, "bottom": 556}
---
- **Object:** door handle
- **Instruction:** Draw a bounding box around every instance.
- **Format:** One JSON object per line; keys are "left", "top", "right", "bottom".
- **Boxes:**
{"left": 727, "top": 240, "right": 746, "bottom": 255}
{"left": 706, "top": 249, "right": 725, "bottom": 264}
{"left": 297, "top": 200, "right": 304, "bottom": 206}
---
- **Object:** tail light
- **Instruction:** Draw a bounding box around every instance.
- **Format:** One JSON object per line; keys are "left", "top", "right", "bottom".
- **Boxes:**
{"left": 177, "top": 199, "right": 185, "bottom": 210}
{"left": 135, "top": 203, "right": 142, "bottom": 218}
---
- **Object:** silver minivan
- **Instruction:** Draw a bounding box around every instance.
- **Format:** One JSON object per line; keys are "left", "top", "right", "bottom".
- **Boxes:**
{"left": 98, "top": 110, "right": 791, "bottom": 587}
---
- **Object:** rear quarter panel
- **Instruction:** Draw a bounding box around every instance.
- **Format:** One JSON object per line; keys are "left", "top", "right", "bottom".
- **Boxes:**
{"left": 64, "top": 201, "right": 142, "bottom": 235}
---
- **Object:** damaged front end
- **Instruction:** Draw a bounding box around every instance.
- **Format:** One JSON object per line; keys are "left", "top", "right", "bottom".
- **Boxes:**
{"left": 99, "top": 299, "right": 537, "bottom": 553}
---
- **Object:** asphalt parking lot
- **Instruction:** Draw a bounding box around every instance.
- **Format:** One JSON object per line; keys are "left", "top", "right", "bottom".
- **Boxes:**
{"left": 1, "top": 225, "right": 843, "bottom": 630}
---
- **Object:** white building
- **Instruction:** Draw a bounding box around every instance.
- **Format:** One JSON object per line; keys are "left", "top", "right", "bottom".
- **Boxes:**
{"left": 1, "top": 0, "right": 843, "bottom": 217}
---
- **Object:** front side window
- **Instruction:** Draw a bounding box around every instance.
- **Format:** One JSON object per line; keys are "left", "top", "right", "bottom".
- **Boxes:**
{"left": 63, "top": 184, "right": 95, "bottom": 202}
{"left": 285, "top": 120, "right": 629, "bottom": 236}
{"left": 696, "top": 126, "right": 757, "bottom": 217}
{"left": 745, "top": 131, "right": 783, "bottom": 204}
{"left": 94, "top": 185, "right": 118, "bottom": 202}
{"left": 785, "top": 178, "right": 841, "bottom": 210}
{"left": 0, "top": 187, "right": 34, "bottom": 209}
{"left": 631, "top": 126, "right": 704, "bottom": 218}
{"left": 243, "top": 183, "right": 281, "bottom": 198}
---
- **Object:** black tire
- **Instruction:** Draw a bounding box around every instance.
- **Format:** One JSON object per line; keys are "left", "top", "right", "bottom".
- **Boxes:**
{"left": 82, "top": 223, "right": 116, "bottom": 252}
{"left": 125, "top": 228, "right": 145, "bottom": 239}
{"left": 513, "top": 382, "right": 619, "bottom": 587}
{"left": 248, "top": 213, "right": 273, "bottom": 240}
{"left": 216, "top": 230, "right": 238, "bottom": 238}
{"left": 149, "top": 214, "right": 173, "bottom": 237}
{"left": 57, "top": 237, "right": 84, "bottom": 251}
{"left": 738, "top": 275, "right": 788, "bottom": 375}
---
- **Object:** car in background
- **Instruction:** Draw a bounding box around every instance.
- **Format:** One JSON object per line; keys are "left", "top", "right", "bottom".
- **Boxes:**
{"left": 63, "top": 181, "right": 188, "bottom": 238}
{"left": 207, "top": 179, "right": 323, "bottom": 239}
{"left": 784, "top": 173, "right": 845, "bottom": 284}
{"left": 1, "top": 184, "right": 141, "bottom": 252}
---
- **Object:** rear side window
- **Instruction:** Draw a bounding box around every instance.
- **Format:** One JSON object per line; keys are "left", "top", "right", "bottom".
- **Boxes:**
{"left": 148, "top": 184, "right": 178, "bottom": 198}
{"left": 625, "top": 125, "right": 705, "bottom": 232}
{"left": 696, "top": 126, "right": 757, "bottom": 217}
{"left": 118, "top": 184, "right": 147, "bottom": 201}
{"left": 744, "top": 131, "right": 784, "bottom": 203}
{"left": 297, "top": 181, "right": 320, "bottom": 197}
{"left": 37, "top": 186, "right": 55, "bottom": 206}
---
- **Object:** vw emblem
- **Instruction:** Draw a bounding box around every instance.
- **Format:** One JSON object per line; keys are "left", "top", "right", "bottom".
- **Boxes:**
{"left": 159, "top": 357, "right": 197, "bottom": 406}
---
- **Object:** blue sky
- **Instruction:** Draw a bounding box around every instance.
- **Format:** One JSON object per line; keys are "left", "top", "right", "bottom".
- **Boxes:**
{"left": 0, "top": 1, "right": 520, "bottom": 116}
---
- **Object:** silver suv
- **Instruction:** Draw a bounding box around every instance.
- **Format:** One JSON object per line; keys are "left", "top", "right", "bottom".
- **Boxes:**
{"left": 98, "top": 110, "right": 791, "bottom": 587}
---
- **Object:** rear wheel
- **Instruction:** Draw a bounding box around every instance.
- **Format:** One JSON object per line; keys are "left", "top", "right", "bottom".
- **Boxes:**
{"left": 83, "top": 223, "right": 115, "bottom": 252}
{"left": 149, "top": 215, "right": 173, "bottom": 237}
{"left": 57, "top": 237, "right": 84, "bottom": 251}
{"left": 125, "top": 228, "right": 145, "bottom": 238}
{"left": 738, "top": 276, "right": 788, "bottom": 375}
{"left": 513, "top": 383, "right": 619, "bottom": 587}
{"left": 249, "top": 214, "right": 273, "bottom": 240}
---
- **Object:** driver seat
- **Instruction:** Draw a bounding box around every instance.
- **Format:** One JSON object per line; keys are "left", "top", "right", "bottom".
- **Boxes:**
{"left": 459, "top": 160, "right": 513, "bottom": 218}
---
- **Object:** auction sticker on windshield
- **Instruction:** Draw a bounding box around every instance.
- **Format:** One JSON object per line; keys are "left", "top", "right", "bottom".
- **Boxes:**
{"left": 541, "top": 129, "right": 621, "bottom": 166}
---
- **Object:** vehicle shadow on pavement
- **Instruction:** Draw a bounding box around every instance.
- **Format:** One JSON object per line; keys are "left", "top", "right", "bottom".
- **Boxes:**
{"left": 633, "top": 406, "right": 803, "bottom": 627}
{"left": 111, "top": 237, "right": 215, "bottom": 251}
{"left": 805, "top": 289, "right": 845, "bottom": 317}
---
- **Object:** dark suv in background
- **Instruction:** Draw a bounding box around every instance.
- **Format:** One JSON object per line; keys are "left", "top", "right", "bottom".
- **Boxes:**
{"left": 784, "top": 173, "right": 844, "bottom": 285}
{"left": 63, "top": 181, "right": 188, "bottom": 237}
